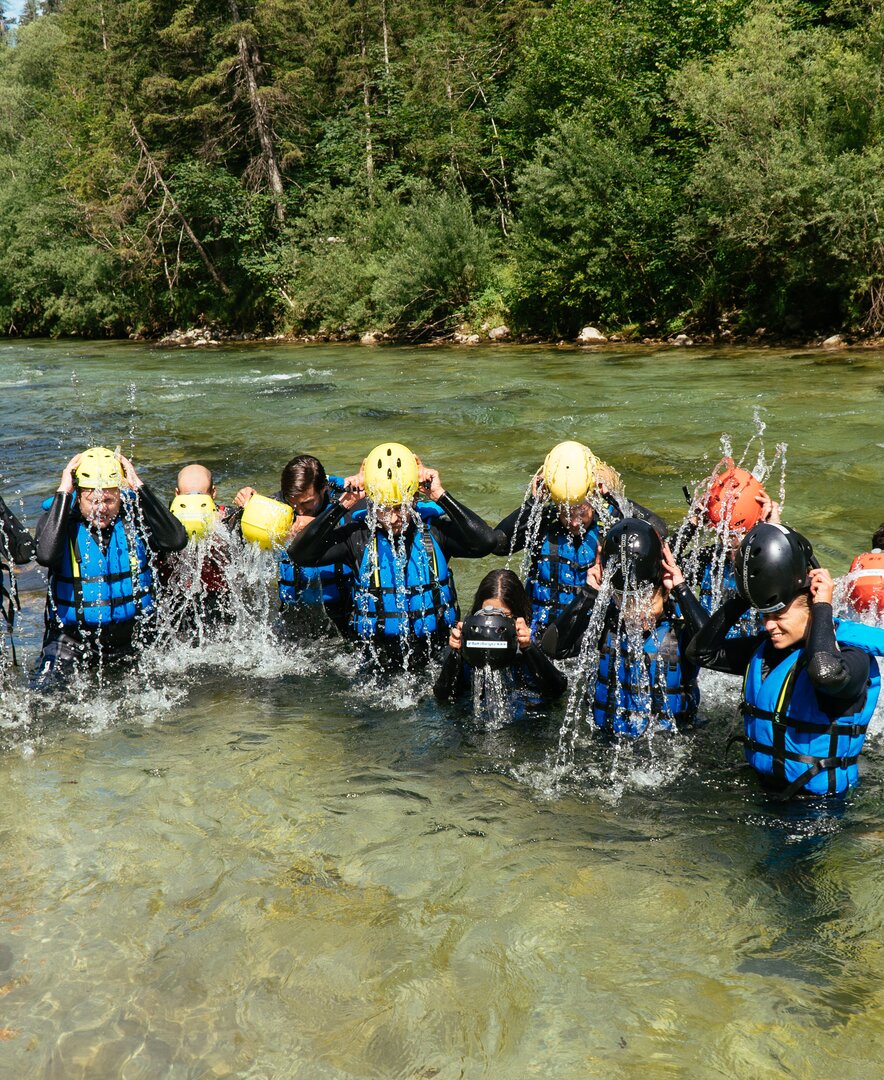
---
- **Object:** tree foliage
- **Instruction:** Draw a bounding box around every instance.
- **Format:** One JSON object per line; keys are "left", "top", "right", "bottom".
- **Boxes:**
{"left": 0, "top": 0, "right": 882, "bottom": 338}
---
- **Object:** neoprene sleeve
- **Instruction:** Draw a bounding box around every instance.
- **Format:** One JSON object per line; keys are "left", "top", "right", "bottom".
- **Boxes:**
{"left": 684, "top": 596, "right": 761, "bottom": 675}
{"left": 806, "top": 602, "right": 870, "bottom": 699}
{"left": 0, "top": 496, "right": 35, "bottom": 564}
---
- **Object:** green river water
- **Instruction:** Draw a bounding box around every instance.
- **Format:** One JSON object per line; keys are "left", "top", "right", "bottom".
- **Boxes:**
{"left": 1, "top": 340, "right": 883, "bottom": 1079}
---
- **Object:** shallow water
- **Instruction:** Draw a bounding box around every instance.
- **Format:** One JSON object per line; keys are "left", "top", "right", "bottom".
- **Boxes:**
{"left": 1, "top": 340, "right": 883, "bottom": 1078}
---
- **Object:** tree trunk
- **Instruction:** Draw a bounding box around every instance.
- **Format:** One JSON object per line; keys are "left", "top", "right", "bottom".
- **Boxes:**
{"left": 129, "top": 118, "right": 231, "bottom": 296}
{"left": 229, "top": 0, "right": 285, "bottom": 222}
{"left": 360, "top": 4, "right": 374, "bottom": 188}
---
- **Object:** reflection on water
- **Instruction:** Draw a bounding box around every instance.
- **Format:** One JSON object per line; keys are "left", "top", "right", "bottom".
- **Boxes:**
{"left": 1, "top": 340, "right": 884, "bottom": 1077}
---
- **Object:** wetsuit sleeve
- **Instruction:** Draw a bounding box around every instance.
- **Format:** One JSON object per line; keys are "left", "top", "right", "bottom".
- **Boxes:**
{"left": 521, "top": 644, "right": 568, "bottom": 700}
{"left": 35, "top": 493, "right": 73, "bottom": 567}
{"left": 806, "top": 603, "right": 871, "bottom": 699}
{"left": 670, "top": 582, "right": 708, "bottom": 640}
{"left": 434, "top": 492, "right": 498, "bottom": 558}
{"left": 0, "top": 495, "right": 35, "bottom": 564}
{"left": 433, "top": 648, "right": 468, "bottom": 702}
{"left": 684, "top": 596, "right": 763, "bottom": 675}
{"left": 540, "top": 587, "right": 599, "bottom": 660}
{"left": 137, "top": 484, "right": 189, "bottom": 553}
{"left": 492, "top": 494, "right": 536, "bottom": 556}
{"left": 287, "top": 499, "right": 360, "bottom": 568}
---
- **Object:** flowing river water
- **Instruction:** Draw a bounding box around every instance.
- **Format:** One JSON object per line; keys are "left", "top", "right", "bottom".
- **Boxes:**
{"left": 1, "top": 339, "right": 883, "bottom": 1078}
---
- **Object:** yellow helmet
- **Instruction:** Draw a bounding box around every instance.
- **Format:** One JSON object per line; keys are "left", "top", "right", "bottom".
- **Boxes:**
{"left": 363, "top": 442, "right": 419, "bottom": 506}
{"left": 170, "top": 493, "right": 218, "bottom": 541}
{"left": 542, "top": 441, "right": 598, "bottom": 504}
{"left": 240, "top": 493, "right": 294, "bottom": 550}
{"left": 75, "top": 446, "right": 124, "bottom": 489}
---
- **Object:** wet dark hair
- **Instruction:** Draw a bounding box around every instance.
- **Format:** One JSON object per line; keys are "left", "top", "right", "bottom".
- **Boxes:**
{"left": 873, "top": 523, "right": 884, "bottom": 550}
{"left": 280, "top": 455, "right": 327, "bottom": 505}
{"left": 470, "top": 568, "right": 532, "bottom": 622}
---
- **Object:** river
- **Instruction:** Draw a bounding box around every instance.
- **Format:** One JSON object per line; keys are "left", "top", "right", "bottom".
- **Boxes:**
{"left": 1, "top": 339, "right": 883, "bottom": 1078}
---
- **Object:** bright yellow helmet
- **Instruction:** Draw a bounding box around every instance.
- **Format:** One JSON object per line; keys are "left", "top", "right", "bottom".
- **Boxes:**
{"left": 542, "top": 441, "right": 598, "bottom": 505}
{"left": 170, "top": 493, "right": 218, "bottom": 541}
{"left": 363, "top": 442, "right": 419, "bottom": 506}
{"left": 240, "top": 493, "right": 294, "bottom": 550}
{"left": 75, "top": 446, "right": 124, "bottom": 489}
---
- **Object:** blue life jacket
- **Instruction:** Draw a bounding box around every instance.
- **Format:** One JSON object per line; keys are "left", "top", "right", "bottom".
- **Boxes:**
{"left": 527, "top": 525, "right": 600, "bottom": 632}
{"left": 593, "top": 612, "right": 699, "bottom": 737}
{"left": 699, "top": 557, "right": 759, "bottom": 639}
{"left": 351, "top": 503, "right": 456, "bottom": 641}
{"left": 739, "top": 620, "right": 884, "bottom": 798}
{"left": 50, "top": 505, "right": 153, "bottom": 629}
{"left": 275, "top": 477, "right": 353, "bottom": 617}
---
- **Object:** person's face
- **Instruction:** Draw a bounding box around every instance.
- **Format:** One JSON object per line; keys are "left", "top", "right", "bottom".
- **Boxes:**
{"left": 78, "top": 487, "right": 121, "bottom": 529}
{"left": 377, "top": 505, "right": 405, "bottom": 535}
{"left": 763, "top": 593, "right": 811, "bottom": 650}
{"left": 559, "top": 501, "right": 594, "bottom": 535}
{"left": 289, "top": 484, "right": 326, "bottom": 517}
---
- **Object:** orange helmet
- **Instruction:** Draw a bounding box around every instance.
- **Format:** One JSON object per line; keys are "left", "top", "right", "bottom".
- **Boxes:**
{"left": 847, "top": 551, "right": 884, "bottom": 614}
{"left": 704, "top": 460, "right": 765, "bottom": 532}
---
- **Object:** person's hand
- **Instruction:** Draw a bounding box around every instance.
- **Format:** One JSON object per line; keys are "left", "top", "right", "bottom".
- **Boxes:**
{"left": 530, "top": 469, "right": 545, "bottom": 498}
{"left": 419, "top": 464, "right": 445, "bottom": 502}
{"left": 586, "top": 556, "right": 603, "bottom": 590}
{"left": 514, "top": 617, "right": 532, "bottom": 649}
{"left": 756, "top": 491, "right": 781, "bottom": 524}
{"left": 449, "top": 621, "right": 463, "bottom": 650}
{"left": 287, "top": 514, "right": 314, "bottom": 538}
{"left": 340, "top": 464, "right": 365, "bottom": 511}
{"left": 809, "top": 567, "right": 834, "bottom": 605}
{"left": 59, "top": 454, "right": 82, "bottom": 494}
{"left": 661, "top": 541, "right": 684, "bottom": 590}
{"left": 234, "top": 486, "right": 257, "bottom": 508}
{"left": 118, "top": 453, "right": 141, "bottom": 489}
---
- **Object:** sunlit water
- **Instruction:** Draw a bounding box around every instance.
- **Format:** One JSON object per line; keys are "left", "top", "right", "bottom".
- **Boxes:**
{"left": 1, "top": 340, "right": 883, "bottom": 1078}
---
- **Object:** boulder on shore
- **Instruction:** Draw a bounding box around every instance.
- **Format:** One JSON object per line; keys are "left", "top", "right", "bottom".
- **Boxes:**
{"left": 822, "top": 334, "right": 846, "bottom": 349}
{"left": 488, "top": 325, "right": 510, "bottom": 341}
{"left": 577, "top": 326, "right": 607, "bottom": 344}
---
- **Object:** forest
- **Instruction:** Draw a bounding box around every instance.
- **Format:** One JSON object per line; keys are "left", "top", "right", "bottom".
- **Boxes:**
{"left": 0, "top": 0, "right": 881, "bottom": 342}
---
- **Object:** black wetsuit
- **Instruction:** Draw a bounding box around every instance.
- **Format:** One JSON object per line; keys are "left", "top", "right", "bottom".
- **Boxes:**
{"left": 289, "top": 492, "right": 497, "bottom": 666}
{"left": 33, "top": 485, "right": 187, "bottom": 684}
{"left": 0, "top": 494, "right": 35, "bottom": 662}
{"left": 433, "top": 641, "right": 567, "bottom": 706}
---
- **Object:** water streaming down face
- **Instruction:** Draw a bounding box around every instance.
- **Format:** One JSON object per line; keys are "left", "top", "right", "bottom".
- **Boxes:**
{"left": 674, "top": 413, "right": 788, "bottom": 619}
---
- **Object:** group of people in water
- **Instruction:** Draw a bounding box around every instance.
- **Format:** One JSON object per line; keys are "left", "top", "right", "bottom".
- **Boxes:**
{"left": 1, "top": 438, "right": 883, "bottom": 803}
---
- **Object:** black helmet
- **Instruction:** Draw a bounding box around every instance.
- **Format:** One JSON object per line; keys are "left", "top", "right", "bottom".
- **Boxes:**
{"left": 734, "top": 522, "right": 815, "bottom": 612}
{"left": 461, "top": 607, "right": 518, "bottom": 670}
{"left": 601, "top": 517, "right": 663, "bottom": 590}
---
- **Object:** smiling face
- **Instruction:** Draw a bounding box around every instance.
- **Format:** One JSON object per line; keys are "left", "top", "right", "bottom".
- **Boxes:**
{"left": 763, "top": 591, "right": 812, "bottom": 650}
{"left": 78, "top": 486, "right": 121, "bottom": 530}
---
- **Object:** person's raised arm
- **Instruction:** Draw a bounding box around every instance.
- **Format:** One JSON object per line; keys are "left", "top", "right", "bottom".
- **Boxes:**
{"left": 0, "top": 495, "right": 35, "bottom": 564}
{"left": 805, "top": 568, "right": 870, "bottom": 698}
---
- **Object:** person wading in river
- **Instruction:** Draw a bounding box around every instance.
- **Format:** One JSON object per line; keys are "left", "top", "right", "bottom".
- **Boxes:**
{"left": 494, "top": 441, "right": 667, "bottom": 637}
{"left": 0, "top": 492, "right": 35, "bottom": 670}
{"left": 542, "top": 517, "right": 707, "bottom": 737}
{"left": 686, "top": 522, "right": 884, "bottom": 799}
{"left": 32, "top": 447, "right": 187, "bottom": 689}
{"left": 289, "top": 442, "right": 498, "bottom": 671}
{"left": 235, "top": 454, "right": 355, "bottom": 636}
